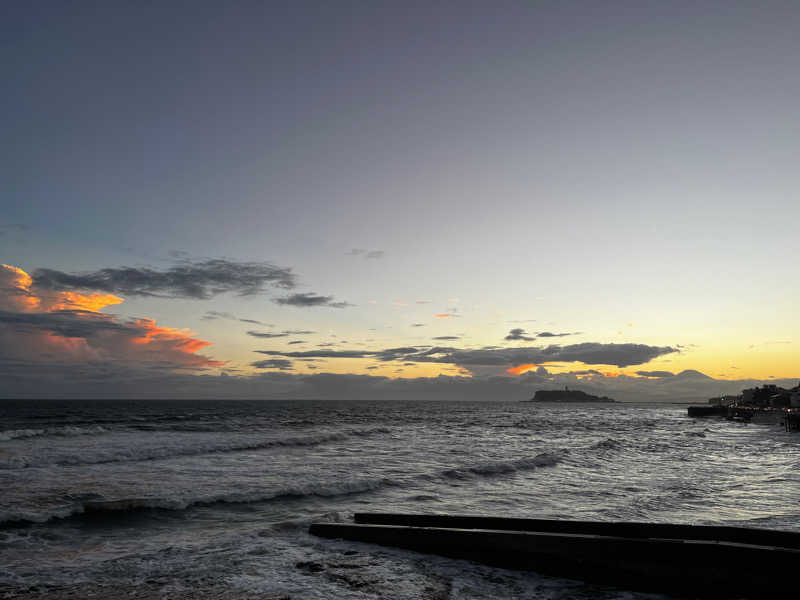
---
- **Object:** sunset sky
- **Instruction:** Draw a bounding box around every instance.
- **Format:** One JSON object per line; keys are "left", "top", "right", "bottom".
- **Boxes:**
{"left": 2, "top": 1, "right": 798, "bottom": 400}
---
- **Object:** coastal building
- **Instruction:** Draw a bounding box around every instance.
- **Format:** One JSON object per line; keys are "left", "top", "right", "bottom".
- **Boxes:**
{"left": 741, "top": 385, "right": 786, "bottom": 407}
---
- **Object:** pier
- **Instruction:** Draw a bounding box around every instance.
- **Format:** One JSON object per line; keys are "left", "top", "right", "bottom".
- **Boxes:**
{"left": 310, "top": 513, "right": 800, "bottom": 598}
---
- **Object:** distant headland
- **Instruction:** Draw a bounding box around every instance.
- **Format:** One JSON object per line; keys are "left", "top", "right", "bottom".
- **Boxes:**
{"left": 524, "top": 388, "right": 618, "bottom": 403}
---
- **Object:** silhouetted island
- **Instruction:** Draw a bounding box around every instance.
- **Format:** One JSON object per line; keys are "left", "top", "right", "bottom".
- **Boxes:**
{"left": 525, "top": 389, "right": 618, "bottom": 403}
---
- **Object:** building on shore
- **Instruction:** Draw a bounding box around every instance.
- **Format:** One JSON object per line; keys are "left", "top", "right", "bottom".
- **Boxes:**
{"left": 739, "top": 383, "right": 800, "bottom": 408}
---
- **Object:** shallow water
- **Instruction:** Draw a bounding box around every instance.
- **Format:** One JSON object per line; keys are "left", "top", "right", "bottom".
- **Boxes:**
{"left": 2, "top": 399, "right": 799, "bottom": 598}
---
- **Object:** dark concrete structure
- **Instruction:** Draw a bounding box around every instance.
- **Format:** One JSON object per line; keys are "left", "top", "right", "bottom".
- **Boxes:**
{"left": 310, "top": 513, "right": 800, "bottom": 598}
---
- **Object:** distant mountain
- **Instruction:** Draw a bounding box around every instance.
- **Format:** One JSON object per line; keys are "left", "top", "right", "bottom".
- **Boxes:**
{"left": 675, "top": 369, "right": 713, "bottom": 380}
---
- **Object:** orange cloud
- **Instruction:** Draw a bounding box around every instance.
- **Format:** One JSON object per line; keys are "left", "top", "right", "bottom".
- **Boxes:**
{"left": 129, "top": 318, "right": 223, "bottom": 366}
{"left": 507, "top": 363, "right": 538, "bottom": 375}
{"left": 0, "top": 264, "right": 222, "bottom": 369}
{"left": 0, "top": 264, "right": 40, "bottom": 311}
{"left": 435, "top": 313, "right": 459, "bottom": 318}
{"left": 45, "top": 291, "right": 123, "bottom": 312}
{"left": 1, "top": 264, "right": 123, "bottom": 313}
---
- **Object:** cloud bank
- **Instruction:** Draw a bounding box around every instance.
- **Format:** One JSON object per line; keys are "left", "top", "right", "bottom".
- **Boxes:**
{"left": 2, "top": 361, "right": 796, "bottom": 402}
{"left": 256, "top": 342, "right": 677, "bottom": 370}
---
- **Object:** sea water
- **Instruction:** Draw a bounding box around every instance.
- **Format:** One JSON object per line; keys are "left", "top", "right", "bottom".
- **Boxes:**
{"left": 2, "top": 399, "right": 799, "bottom": 599}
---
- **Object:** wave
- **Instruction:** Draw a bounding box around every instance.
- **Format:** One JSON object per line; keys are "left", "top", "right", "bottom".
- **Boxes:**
{"left": 588, "top": 438, "right": 622, "bottom": 451}
{"left": 0, "top": 427, "right": 393, "bottom": 469}
{"left": 440, "top": 452, "right": 564, "bottom": 479}
{"left": 0, "top": 450, "right": 563, "bottom": 526}
{"left": 0, "top": 425, "right": 109, "bottom": 442}
{"left": 0, "top": 478, "right": 396, "bottom": 525}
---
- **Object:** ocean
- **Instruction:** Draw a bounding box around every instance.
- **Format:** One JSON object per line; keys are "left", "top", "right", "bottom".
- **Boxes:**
{"left": 2, "top": 399, "right": 799, "bottom": 599}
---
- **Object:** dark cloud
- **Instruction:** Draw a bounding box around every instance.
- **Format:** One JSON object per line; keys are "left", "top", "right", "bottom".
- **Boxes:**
{"left": 411, "top": 323, "right": 426, "bottom": 327}
{"left": 537, "top": 331, "right": 578, "bottom": 338}
{"left": 247, "top": 328, "right": 316, "bottom": 339}
{"left": 347, "top": 248, "right": 385, "bottom": 259}
{"left": 250, "top": 359, "right": 294, "bottom": 370}
{"left": 366, "top": 366, "right": 379, "bottom": 370}
{"left": 256, "top": 349, "right": 374, "bottom": 359}
{"left": 505, "top": 328, "right": 535, "bottom": 341}
{"left": 33, "top": 259, "right": 296, "bottom": 299}
{"left": 247, "top": 331, "right": 289, "bottom": 339}
{"left": 636, "top": 370, "right": 675, "bottom": 378}
{"left": 259, "top": 342, "right": 677, "bottom": 368}
{"left": 0, "top": 309, "right": 135, "bottom": 339}
{"left": 202, "top": 311, "right": 237, "bottom": 321}
{"left": 433, "top": 336, "right": 460, "bottom": 340}
{"left": 202, "top": 311, "right": 268, "bottom": 325}
{"left": 274, "top": 293, "right": 352, "bottom": 308}
{"left": 288, "top": 341, "right": 306, "bottom": 345}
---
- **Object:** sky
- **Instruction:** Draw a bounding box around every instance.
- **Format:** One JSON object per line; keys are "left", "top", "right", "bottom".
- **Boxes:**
{"left": 1, "top": 1, "right": 798, "bottom": 400}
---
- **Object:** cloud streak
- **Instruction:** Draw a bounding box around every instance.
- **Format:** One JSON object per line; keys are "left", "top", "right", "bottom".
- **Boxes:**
{"left": 537, "top": 331, "right": 579, "bottom": 338}
{"left": 347, "top": 248, "right": 385, "bottom": 259}
{"left": 247, "top": 329, "right": 316, "bottom": 339}
{"left": 274, "top": 293, "right": 352, "bottom": 308}
{"left": 251, "top": 359, "right": 294, "bottom": 370}
{"left": 202, "top": 311, "right": 268, "bottom": 325}
{"left": 33, "top": 259, "right": 296, "bottom": 299}
{"left": 505, "top": 328, "right": 535, "bottom": 341}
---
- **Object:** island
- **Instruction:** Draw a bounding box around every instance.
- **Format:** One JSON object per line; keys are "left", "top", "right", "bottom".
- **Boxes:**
{"left": 524, "top": 389, "right": 618, "bottom": 403}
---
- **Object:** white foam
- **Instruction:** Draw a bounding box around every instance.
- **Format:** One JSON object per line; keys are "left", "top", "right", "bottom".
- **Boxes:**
{"left": 0, "top": 425, "right": 108, "bottom": 441}
{"left": 0, "top": 426, "right": 392, "bottom": 469}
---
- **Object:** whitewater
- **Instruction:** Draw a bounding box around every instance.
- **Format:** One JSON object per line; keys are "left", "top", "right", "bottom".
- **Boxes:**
{"left": 2, "top": 399, "right": 800, "bottom": 599}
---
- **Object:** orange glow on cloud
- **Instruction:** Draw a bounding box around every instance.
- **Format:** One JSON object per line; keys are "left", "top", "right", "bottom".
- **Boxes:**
{"left": 1, "top": 265, "right": 222, "bottom": 368}
{"left": 507, "top": 363, "right": 537, "bottom": 375}
{"left": 0, "top": 264, "right": 40, "bottom": 311}
{"left": 435, "top": 313, "right": 456, "bottom": 318}
{"left": 2, "top": 264, "right": 123, "bottom": 313}
{"left": 47, "top": 291, "right": 123, "bottom": 312}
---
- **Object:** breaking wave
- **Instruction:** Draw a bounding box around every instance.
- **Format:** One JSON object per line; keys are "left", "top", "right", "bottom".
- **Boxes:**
{"left": 0, "top": 427, "right": 392, "bottom": 469}
{"left": 0, "top": 425, "right": 109, "bottom": 441}
{"left": 440, "top": 452, "right": 564, "bottom": 480}
{"left": 0, "top": 451, "right": 564, "bottom": 526}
